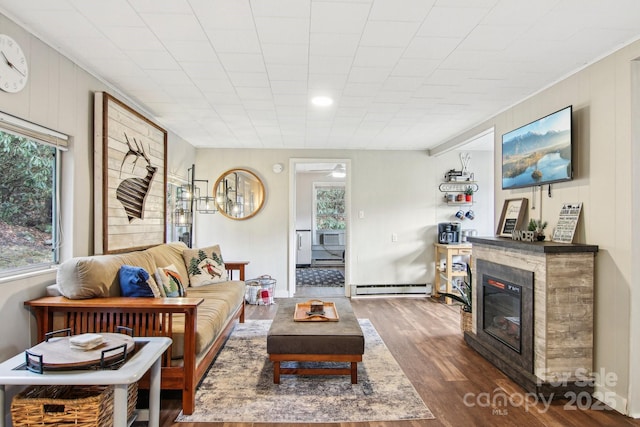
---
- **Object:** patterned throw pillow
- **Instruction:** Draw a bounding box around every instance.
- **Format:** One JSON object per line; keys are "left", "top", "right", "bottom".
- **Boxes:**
{"left": 154, "top": 264, "right": 186, "bottom": 297}
{"left": 182, "top": 245, "right": 228, "bottom": 287}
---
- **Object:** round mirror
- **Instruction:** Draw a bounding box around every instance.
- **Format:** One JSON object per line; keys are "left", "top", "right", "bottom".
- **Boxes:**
{"left": 214, "top": 169, "right": 265, "bottom": 220}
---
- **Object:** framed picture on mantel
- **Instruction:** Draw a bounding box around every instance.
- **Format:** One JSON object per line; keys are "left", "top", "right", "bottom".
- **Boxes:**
{"left": 497, "top": 198, "right": 528, "bottom": 237}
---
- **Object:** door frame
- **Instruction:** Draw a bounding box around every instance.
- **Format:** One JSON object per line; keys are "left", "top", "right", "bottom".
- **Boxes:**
{"left": 288, "top": 158, "right": 351, "bottom": 297}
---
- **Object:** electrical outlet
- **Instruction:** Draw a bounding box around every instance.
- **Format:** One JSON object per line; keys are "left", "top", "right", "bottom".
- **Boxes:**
{"left": 359, "top": 210, "right": 365, "bottom": 219}
{"left": 392, "top": 233, "right": 398, "bottom": 242}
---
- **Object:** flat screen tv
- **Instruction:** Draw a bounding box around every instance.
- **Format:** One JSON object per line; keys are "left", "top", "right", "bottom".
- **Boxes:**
{"left": 502, "top": 106, "right": 572, "bottom": 190}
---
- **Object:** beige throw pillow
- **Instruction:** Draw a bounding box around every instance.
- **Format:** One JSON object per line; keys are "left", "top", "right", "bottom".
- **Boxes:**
{"left": 182, "top": 245, "right": 228, "bottom": 287}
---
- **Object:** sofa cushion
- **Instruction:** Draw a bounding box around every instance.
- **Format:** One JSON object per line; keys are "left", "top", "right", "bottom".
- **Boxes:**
{"left": 57, "top": 251, "right": 158, "bottom": 299}
{"left": 170, "top": 280, "right": 245, "bottom": 359}
{"left": 182, "top": 245, "right": 228, "bottom": 287}
{"left": 144, "top": 242, "right": 190, "bottom": 286}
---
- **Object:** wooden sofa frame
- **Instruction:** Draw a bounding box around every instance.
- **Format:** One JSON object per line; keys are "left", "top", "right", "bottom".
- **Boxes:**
{"left": 24, "top": 262, "right": 247, "bottom": 415}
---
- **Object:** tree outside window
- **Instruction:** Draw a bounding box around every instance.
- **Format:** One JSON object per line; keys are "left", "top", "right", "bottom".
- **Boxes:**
{"left": 0, "top": 129, "right": 57, "bottom": 274}
{"left": 315, "top": 185, "right": 345, "bottom": 230}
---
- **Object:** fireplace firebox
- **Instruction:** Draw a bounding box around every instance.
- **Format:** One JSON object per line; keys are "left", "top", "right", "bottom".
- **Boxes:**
{"left": 476, "top": 259, "right": 534, "bottom": 374}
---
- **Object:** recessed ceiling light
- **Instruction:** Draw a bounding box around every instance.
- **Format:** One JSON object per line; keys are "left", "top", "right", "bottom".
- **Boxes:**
{"left": 311, "top": 96, "right": 333, "bottom": 107}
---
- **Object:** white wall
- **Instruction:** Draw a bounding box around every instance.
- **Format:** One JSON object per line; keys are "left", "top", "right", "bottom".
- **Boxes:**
{"left": 432, "top": 149, "right": 495, "bottom": 238}
{"left": 193, "top": 148, "right": 494, "bottom": 297}
{"left": 435, "top": 39, "right": 640, "bottom": 416}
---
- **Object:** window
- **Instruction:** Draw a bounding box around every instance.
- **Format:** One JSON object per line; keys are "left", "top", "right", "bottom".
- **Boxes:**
{"left": 0, "top": 128, "right": 59, "bottom": 275}
{"left": 315, "top": 184, "right": 345, "bottom": 230}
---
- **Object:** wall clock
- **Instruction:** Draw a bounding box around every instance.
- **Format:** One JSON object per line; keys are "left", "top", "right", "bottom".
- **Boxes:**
{"left": 0, "top": 34, "right": 28, "bottom": 93}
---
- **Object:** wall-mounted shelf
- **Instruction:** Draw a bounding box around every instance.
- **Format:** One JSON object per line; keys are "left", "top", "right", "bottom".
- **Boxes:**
{"left": 439, "top": 181, "right": 478, "bottom": 207}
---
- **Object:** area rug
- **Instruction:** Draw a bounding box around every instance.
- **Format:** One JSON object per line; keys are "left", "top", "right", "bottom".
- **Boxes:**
{"left": 296, "top": 267, "right": 344, "bottom": 287}
{"left": 175, "top": 319, "right": 434, "bottom": 423}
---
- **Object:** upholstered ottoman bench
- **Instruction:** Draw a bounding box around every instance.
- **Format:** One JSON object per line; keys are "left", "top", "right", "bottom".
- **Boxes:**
{"left": 267, "top": 298, "right": 364, "bottom": 384}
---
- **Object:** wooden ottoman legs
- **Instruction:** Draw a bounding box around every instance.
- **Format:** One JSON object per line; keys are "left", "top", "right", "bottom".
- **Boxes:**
{"left": 269, "top": 354, "right": 362, "bottom": 384}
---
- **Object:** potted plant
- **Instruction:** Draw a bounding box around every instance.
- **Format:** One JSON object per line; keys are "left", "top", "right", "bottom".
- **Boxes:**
{"left": 464, "top": 186, "right": 474, "bottom": 202}
{"left": 528, "top": 219, "right": 548, "bottom": 241}
{"left": 440, "top": 263, "right": 473, "bottom": 332}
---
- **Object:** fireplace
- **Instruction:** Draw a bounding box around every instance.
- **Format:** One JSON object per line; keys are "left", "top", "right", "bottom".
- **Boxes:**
{"left": 476, "top": 259, "right": 534, "bottom": 374}
{"left": 465, "top": 236, "right": 597, "bottom": 397}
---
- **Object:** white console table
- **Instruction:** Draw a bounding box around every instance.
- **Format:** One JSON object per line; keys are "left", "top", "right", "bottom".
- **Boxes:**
{"left": 0, "top": 336, "right": 171, "bottom": 427}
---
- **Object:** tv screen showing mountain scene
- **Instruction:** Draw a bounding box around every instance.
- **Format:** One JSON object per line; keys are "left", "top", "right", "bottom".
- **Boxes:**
{"left": 502, "top": 106, "right": 572, "bottom": 190}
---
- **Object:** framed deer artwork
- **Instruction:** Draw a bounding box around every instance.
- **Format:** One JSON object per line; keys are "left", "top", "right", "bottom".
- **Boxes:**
{"left": 94, "top": 92, "right": 167, "bottom": 254}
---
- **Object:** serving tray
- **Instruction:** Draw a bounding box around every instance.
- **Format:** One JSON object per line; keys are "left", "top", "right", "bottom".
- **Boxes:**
{"left": 294, "top": 300, "right": 339, "bottom": 322}
{"left": 24, "top": 332, "right": 135, "bottom": 371}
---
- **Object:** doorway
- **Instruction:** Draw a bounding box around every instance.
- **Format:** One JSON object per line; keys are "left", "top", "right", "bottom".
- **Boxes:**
{"left": 289, "top": 159, "right": 351, "bottom": 298}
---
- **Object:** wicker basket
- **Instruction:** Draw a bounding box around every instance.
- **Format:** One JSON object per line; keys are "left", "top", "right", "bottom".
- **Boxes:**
{"left": 460, "top": 308, "right": 473, "bottom": 333}
{"left": 245, "top": 275, "right": 276, "bottom": 305}
{"left": 11, "top": 382, "right": 137, "bottom": 427}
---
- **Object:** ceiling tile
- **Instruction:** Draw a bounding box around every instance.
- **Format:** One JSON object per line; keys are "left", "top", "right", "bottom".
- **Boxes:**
{"left": 369, "top": 0, "right": 435, "bottom": 22}
{"left": 126, "top": 50, "right": 180, "bottom": 71}
{"left": 309, "top": 55, "right": 353, "bottom": 75}
{"left": 251, "top": 0, "right": 311, "bottom": 17}
{"left": 261, "top": 43, "right": 309, "bottom": 64}
{"left": 227, "top": 72, "right": 270, "bottom": 87}
{"left": 417, "top": 6, "right": 488, "bottom": 38}
{"left": 403, "top": 36, "right": 461, "bottom": 59}
{"left": 218, "top": 53, "right": 266, "bottom": 72}
{"left": 353, "top": 47, "right": 404, "bottom": 68}
{"left": 308, "top": 73, "right": 349, "bottom": 90}
{"left": 392, "top": 58, "right": 439, "bottom": 77}
{"left": 266, "top": 63, "right": 308, "bottom": 80}
{"left": 310, "top": 1, "right": 370, "bottom": 34}
{"left": 310, "top": 33, "right": 360, "bottom": 57}
{"left": 180, "top": 61, "right": 227, "bottom": 79}
{"left": 206, "top": 29, "right": 261, "bottom": 53}
{"left": 360, "top": 21, "right": 421, "bottom": 47}
{"left": 348, "top": 67, "right": 391, "bottom": 83}
{"left": 101, "top": 26, "right": 165, "bottom": 51}
{"left": 254, "top": 17, "right": 310, "bottom": 44}
{"left": 190, "top": 0, "right": 255, "bottom": 30}
{"left": 141, "top": 13, "right": 208, "bottom": 41}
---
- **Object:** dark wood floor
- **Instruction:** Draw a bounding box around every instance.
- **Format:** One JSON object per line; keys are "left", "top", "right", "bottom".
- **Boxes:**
{"left": 153, "top": 296, "right": 640, "bottom": 426}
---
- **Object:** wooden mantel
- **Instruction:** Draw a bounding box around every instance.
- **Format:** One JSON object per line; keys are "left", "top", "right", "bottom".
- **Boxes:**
{"left": 466, "top": 236, "right": 598, "bottom": 396}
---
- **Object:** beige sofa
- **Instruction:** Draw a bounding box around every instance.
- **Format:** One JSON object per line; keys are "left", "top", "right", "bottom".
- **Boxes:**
{"left": 24, "top": 241, "right": 246, "bottom": 415}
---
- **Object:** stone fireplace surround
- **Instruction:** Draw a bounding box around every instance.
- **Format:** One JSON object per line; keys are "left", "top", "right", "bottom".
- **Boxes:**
{"left": 465, "top": 237, "right": 598, "bottom": 397}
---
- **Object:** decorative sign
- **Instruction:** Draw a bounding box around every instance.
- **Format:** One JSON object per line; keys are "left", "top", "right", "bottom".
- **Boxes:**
{"left": 511, "top": 230, "right": 535, "bottom": 242}
{"left": 552, "top": 202, "right": 582, "bottom": 243}
{"left": 497, "top": 198, "right": 528, "bottom": 237}
{"left": 94, "top": 92, "right": 167, "bottom": 254}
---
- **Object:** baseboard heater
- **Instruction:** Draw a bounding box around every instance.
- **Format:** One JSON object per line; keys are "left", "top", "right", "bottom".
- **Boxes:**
{"left": 350, "top": 283, "right": 428, "bottom": 296}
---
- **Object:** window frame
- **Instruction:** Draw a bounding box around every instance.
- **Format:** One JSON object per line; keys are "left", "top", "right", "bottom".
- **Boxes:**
{"left": 0, "top": 118, "right": 65, "bottom": 278}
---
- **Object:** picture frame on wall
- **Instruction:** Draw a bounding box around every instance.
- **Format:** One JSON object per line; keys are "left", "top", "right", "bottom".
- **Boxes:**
{"left": 496, "top": 198, "right": 528, "bottom": 237}
{"left": 94, "top": 92, "right": 167, "bottom": 254}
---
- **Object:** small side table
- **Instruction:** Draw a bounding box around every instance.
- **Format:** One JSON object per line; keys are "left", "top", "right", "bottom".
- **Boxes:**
{"left": 433, "top": 243, "right": 472, "bottom": 304}
{"left": 0, "top": 336, "right": 171, "bottom": 427}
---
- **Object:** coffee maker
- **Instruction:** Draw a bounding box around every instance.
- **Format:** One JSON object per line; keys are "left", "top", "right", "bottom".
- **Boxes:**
{"left": 438, "top": 222, "right": 461, "bottom": 244}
